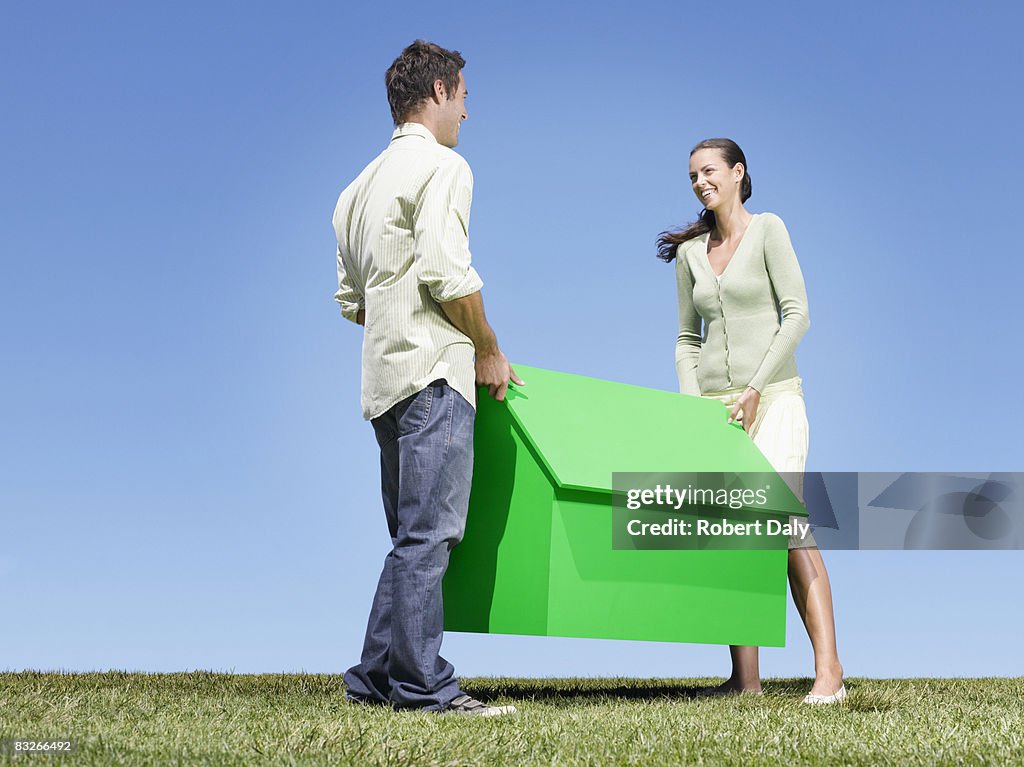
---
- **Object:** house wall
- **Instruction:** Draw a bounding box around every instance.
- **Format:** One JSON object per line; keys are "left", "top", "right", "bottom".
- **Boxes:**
{"left": 548, "top": 489, "right": 789, "bottom": 646}
{"left": 444, "top": 394, "right": 554, "bottom": 636}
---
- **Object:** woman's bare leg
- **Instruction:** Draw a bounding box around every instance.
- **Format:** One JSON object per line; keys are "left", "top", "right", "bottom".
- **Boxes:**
{"left": 788, "top": 546, "right": 843, "bottom": 695}
{"left": 725, "top": 645, "right": 762, "bottom": 692}
{"left": 698, "top": 645, "right": 761, "bottom": 694}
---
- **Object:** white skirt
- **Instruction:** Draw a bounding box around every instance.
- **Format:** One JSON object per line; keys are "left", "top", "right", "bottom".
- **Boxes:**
{"left": 702, "top": 376, "right": 816, "bottom": 549}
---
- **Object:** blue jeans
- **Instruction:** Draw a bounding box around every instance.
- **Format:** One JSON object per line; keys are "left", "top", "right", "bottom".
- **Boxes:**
{"left": 344, "top": 380, "right": 474, "bottom": 710}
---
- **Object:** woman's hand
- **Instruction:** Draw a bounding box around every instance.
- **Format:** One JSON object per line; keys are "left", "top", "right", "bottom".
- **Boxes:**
{"left": 729, "top": 387, "right": 762, "bottom": 433}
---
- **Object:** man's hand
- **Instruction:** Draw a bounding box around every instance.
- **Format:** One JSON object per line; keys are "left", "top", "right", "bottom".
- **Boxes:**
{"left": 476, "top": 349, "right": 523, "bottom": 401}
{"left": 729, "top": 386, "right": 762, "bottom": 433}
{"left": 439, "top": 290, "right": 523, "bottom": 400}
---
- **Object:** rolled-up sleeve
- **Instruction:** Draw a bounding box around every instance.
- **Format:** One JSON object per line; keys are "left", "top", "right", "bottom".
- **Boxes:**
{"left": 414, "top": 156, "right": 484, "bottom": 302}
{"left": 334, "top": 243, "right": 364, "bottom": 324}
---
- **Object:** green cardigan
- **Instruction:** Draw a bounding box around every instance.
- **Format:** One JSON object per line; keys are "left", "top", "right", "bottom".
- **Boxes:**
{"left": 674, "top": 212, "right": 810, "bottom": 396}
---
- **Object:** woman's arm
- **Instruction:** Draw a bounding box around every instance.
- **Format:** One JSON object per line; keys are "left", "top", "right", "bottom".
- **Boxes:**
{"left": 675, "top": 248, "right": 703, "bottom": 396}
{"left": 747, "top": 214, "right": 810, "bottom": 393}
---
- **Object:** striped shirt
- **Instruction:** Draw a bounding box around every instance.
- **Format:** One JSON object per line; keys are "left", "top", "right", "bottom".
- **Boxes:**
{"left": 333, "top": 122, "right": 483, "bottom": 420}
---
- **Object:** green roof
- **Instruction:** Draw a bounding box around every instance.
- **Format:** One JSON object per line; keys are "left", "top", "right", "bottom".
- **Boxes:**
{"left": 499, "top": 363, "right": 792, "bottom": 496}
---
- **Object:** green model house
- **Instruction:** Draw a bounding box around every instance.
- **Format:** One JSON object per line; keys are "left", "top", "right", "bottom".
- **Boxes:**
{"left": 443, "top": 363, "right": 807, "bottom": 647}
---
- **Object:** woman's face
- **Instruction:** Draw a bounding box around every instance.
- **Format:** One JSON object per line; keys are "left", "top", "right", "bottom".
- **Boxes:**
{"left": 689, "top": 148, "right": 744, "bottom": 211}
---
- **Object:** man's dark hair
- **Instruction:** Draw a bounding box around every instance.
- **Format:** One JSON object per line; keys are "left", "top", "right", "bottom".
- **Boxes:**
{"left": 385, "top": 40, "right": 465, "bottom": 126}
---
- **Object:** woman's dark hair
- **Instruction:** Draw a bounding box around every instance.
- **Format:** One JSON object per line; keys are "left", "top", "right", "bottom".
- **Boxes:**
{"left": 656, "top": 138, "right": 752, "bottom": 262}
{"left": 385, "top": 40, "right": 465, "bottom": 126}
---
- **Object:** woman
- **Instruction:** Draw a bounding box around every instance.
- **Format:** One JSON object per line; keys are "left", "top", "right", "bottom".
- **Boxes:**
{"left": 658, "top": 138, "right": 845, "bottom": 704}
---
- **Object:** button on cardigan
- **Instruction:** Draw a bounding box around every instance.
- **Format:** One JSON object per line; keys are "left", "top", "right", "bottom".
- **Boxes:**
{"left": 674, "top": 212, "right": 810, "bottom": 396}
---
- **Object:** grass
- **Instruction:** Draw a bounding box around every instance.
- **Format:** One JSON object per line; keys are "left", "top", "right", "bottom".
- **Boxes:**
{"left": 1, "top": 673, "right": 1022, "bottom": 766}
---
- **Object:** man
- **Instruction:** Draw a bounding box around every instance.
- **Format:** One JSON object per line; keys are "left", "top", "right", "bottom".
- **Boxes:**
{"left": 332, "top": 40, "right": 521, "bottom": 716}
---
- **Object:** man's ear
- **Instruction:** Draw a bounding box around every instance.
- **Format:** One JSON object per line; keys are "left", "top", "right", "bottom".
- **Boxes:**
{"left": 432, "top": 79, "right": 447, "bottom": 104}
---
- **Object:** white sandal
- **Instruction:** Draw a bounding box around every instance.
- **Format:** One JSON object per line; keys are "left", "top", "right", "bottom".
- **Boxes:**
{"left": 802, "top": 683, "right": 847, "bottom": 705}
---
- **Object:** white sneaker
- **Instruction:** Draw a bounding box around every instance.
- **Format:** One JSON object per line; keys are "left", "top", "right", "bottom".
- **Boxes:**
{"left": 444, "top": 694, "right": 517, "bottom": 717}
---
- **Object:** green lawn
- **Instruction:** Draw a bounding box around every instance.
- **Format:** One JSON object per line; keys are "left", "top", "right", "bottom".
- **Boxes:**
{"left": 1, "top": 673, "right": 1021, "bottom": 766}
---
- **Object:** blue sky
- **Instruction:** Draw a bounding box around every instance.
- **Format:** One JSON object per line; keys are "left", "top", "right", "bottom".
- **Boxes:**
{"left": 2, "top": 1, "right": 1022, "bottom": 678}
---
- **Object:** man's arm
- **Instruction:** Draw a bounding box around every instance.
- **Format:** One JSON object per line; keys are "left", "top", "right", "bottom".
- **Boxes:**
{"left": 414, "top": 157, "right": 521, "bottom": 399}
{"left": 414, "top": 158, "right": 483, "bottom": 301}
{"left": 334, "top": 243, "right": 365, "bottom": 326}
{"left": 441, "top": 291, "right": 522, "bottom": 401}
